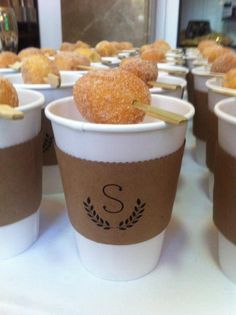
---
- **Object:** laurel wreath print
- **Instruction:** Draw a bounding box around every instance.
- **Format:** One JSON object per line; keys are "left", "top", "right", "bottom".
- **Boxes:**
{"left": 83, "top": 197, "right": 145, "bottom": 230}
{"left": 43, "top": 133, "right": 54, "bottom": 153}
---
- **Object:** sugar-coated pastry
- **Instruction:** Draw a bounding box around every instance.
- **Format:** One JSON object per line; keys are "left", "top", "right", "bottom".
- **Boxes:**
{"left": 18, "top": 47, "right": 42, "bottom": 61}
{"left": 0, "top": 51, "right": 19, "bottom": 68}
{"left": 198, "top": 40, "right": 216, "bottom": 53}
{"left": 74, "top": 40, "right": 90, "bottom": 49}
{"left": 0, "top": 76, "right": 18, "bottom": 107}
{"left": 21, "top": 54, "right": 60, "bottom": 84}
{"left": 120, "top": 57, "right": 158, "bottom": 85}
{"left": 95, "top": 40, "right": 117, "bottom": 57}
{"left": 152, "top": 39, "right": 171, "bottom": 53}
{"left": 59, "top": 42, "right": 75, "bottom": 52}
{"left": 211, "top": 53, "right": 236, "bottom": 73}
{"left": 73, "top": 69, "right": 150, "bottom": 124}
{"left": 141, "top": 47, "right": 165, "bottom": 62}
{"left": 54, "top": 52, "right": 90, "bottom": 70}
{"left": 41, "top": 48, "right": 57, "bottom": 57}
{"left": 224, "top": 68, "right": 236, "bottom": 89}
{"left": 73, "top": 48, "right": 101, "bottom": 62}
{"left": 202, "top": 45, "right": 225, "bottom": 63}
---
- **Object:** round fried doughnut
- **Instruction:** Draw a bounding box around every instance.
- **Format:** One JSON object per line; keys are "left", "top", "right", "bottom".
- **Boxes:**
{"left": 54, "top": 51, "right": 90, "bottom": 70}
{"left": 0, "top": 51, "right": 19, "bottom": 68}
{"left": 211, "top": 53, "right": 236, "bottom": 73}
{"left": 41, "top": 48, "right": 57, "bottom": 57}
{"left": 198, "top": 40, "right": 216, "bottom": 53}
{"left": 202, "top": 45, "right": 225, "bottom": 63}
{"left": 21, "top": 54, "right": 60, "bottom": 84}
{"left": 95, "top": 40, "right": 117, "bottom": 57}
{"left": 74, "top": 40, "right": 90, "bottom": 49}
{"left": 152, "top": 39, "right": 171, "bottom": 53}
{"left": 73, "top": 69, "right": 150, "bottom": 124}
{"left": 18, "top": 47, "right": 42, "bottom": 61}
{"left": 120, "top": 57, "right": 158, "bottom": 85}
{"left": 140, "top": 44, "right": 151, "bottom": 54}
{"left": 224, "top": 68, "right": 236, "bottom": 89}
{"left": 73, "top": 48, "right": 101, "bottom": 62}
{"left": 117, "top": 41, "right": 133, "bottom": 50}
{"left": 0, "top": 76, "right": 18, "bottom": 107}
{"left": 141, "top": 47, "right": 165, "bottom": 62}
{"left": 60, "top": 42, "right": 75, "bottom": 51}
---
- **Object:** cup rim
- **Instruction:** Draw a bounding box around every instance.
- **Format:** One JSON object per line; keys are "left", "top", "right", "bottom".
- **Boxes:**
{"left": 45, "top": 94, "right": 194, "bottom": 133}
{"left": 16, "top": 88, "right": 45, "bottom": 111}
{"left": 157, "top": 63, "right": 189, "bottom": 74}
{"left": 191, "top": 66, "right": 212, "bottom": 77}
{"left": 5, "top": 72, "right": 75, "bottom": 90}
{"left": 214, "top": 97, "right": 236, "bottom": 125}
{"left": 206, "top": 77, "right": 236, "bottom": 97}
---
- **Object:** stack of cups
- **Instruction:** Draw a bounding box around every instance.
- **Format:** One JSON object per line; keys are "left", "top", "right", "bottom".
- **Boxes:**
{"left": 214, "top": 97, "right": 236, "bottom": 283}
{"left": 0, "top": 89, "right": 44, "bottom": 259}
{"left": 206, "top": 77, "right": 236, "bottom": 200}
{"left": 46, "top": 94, "right": 194, "bottom": 280}
{"left": 6, "top": 72, "right": 81, "bottom": 194}
{"left": 191, "top": 66, "right": 214, "bottom": 166}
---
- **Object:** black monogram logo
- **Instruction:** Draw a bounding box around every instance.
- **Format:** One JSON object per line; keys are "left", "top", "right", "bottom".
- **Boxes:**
{"left": 83, "top": 184, "right": 145, "bottom": 230}
{"left": 43, "top": 133, "right": 54, "bottom": 153}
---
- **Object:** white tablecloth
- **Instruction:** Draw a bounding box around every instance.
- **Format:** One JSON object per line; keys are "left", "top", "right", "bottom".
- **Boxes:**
{"left": 1, "top": 124, "right": 236, "bottom": 315}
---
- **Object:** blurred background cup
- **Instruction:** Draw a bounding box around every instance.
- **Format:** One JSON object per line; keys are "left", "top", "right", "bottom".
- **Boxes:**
{"left": 46, "top": 94, "right": 194, "bottom": 281}
{"left": 191, "top": 66, "right": 213, "bottom": 167}
{"left": 0, "top": 89, "right": 44, "bottom": 259}
{"left": 6, "top": 71, "right": 82, "bottom": 195}
{"left": 206, "top": 77, "right": 236, "bottom": 201}
{"left": 214, "top": 97, "right": 236, "bottom": 283}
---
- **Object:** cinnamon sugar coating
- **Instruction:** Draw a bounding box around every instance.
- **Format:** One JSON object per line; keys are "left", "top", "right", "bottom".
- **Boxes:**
{"left": 73, "top": 69, "right": 151, "bottom": 124}
{"left": 120, "top": 57, "right": 158, "bottom": 85}
{"left": 0, "top": 77, "right": 18, "bottom": 107}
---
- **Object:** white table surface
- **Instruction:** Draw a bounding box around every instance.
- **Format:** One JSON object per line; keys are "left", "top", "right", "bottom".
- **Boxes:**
{"left": 1, "top": 123, "right": 236, "bottom": 315}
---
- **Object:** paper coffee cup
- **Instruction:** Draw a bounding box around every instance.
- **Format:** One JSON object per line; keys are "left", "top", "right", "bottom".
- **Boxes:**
{"left": 206, "top": 77, "right": 236, "bottom": 201}
{"left": 0, "top": 89, "right": 44, "bottom": 259}
{"left": 214, "top": 97, "right": 236, "bottom": 283}
{"left": 46, "top": 94, "right": 194, "bottom": 280}
{"left": 157, "top": 64, "right": 189, "bottom": 79}
{"left": 6, "top": 72, "right": 81, "bottom": 195}
{"left": 191, "top": 66, "right": 214, "bottom": 167}
{"left": 149, "top": 76, "right": 186, "bottom": 99}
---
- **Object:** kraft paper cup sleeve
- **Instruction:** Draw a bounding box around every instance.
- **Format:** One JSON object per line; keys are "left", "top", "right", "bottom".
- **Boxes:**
{"left": 56, "top": 142, "right": 185, "bottom": 245}
{"left": 0, "top": 132, "right": 42, "bottom": 226}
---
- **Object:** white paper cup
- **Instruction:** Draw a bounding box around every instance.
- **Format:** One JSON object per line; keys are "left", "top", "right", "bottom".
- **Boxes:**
{"left": 46, "top": 94, "right": 194, "bottom": 280}
{"left": 150, "top": 76, "right": 186, "bottom": 99}
{"left": 214, "top": 97, "right": 236, "bottom": 283}
{"left": 206, "top": 78, "right": 236, "bottom": 201}
{"left": 6, "top": 72, "right": 79, "bottom": 195}
{"left": 191, "top": 67, "right": 214, "bottom": 167}
{"left": 157, "top": 64, "right": 189, "bottom": 79}
{"left": 0, "top": 89, "right": 44, "bottom": 259}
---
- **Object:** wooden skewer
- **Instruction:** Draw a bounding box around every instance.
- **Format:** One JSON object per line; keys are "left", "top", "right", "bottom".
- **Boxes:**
{"left": 76, "top": 65, "right": 98, "bottom": 71}
{"left": 0, "top": 105, "right": 24, "bottom": 120}
{"left": 159, "top": 69, "right": 186, "bottom": 76}
{"left": 43, "top": 73, "right": 61, "bottom": 88}
{"left": 9, "top": 61, "right": 22, "bottom": 71}
{"left": 148, "top": 81, "right": 180, "bottom": 90}
{"left": 133, "top": 101, "right": 187, "bottom": 125}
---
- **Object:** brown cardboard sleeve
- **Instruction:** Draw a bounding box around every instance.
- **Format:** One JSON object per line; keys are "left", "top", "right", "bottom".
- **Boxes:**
{"left": 0, "top": 132, "right": 42, "bottom": 226}
{"left": 187, "top": 72, "right": 195, "bottom": 105}
{"left": 213, "top": 144, "right": 236, "bottom": 245}
{"left": 206, "top": 109, "right": 218, "bottom": 172}
{"left": 56, "top": 143, "right": 185, "bottom": 245}
{"left": 42, "top": 109, "right": 57, "bottom": 166}
{"left": 192, "top": 90, "right": 208, "bottom": 141}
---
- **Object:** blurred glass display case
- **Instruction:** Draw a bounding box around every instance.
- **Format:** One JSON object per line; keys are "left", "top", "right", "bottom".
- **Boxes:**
{"left": 178, "top": 0, "right": 236, "bottom": 47}
{"left": 60, "top": 0, "right": 157, "bottom": 47}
